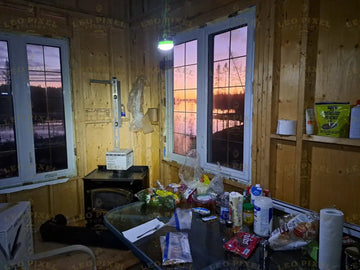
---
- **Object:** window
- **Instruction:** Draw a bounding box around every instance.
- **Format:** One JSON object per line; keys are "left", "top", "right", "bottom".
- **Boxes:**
{"left": 0, "top": 33, "right": 75, "bottom": 189}
{"left": 166, "top": 7, "right": 255, "bottom": 183}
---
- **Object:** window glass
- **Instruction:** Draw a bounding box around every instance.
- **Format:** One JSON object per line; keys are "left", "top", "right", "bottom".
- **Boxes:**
{"left": 173, "top": 40, "right": 197, "bottom": 155}
{"left": 0, "top": 41, "right": 18, "bottom": 179}
{"left": 208, "top": 26, "right": 247, "bottom": 171}
{"left": 27, "top": 44, "right": 67, "bottom": 173}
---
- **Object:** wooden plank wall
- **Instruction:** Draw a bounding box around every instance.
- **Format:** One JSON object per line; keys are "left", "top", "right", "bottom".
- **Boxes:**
{"left": 0, "top": 0, "right": 131, "bottom": 226}
{"left": 129, "top": 0, "right": 360, "bottom": 225}
{"left": 0, "top": 0, "right": 359, "bottom": 227}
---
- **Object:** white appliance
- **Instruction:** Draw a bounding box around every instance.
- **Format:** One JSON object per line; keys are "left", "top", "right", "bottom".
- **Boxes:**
{"left": 0, "top": 201, "right": 33, "bottom": 270}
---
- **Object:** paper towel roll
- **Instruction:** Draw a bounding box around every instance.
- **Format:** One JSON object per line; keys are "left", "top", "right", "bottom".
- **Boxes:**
{"left": 319, "top": 208, "right": 344, "bottom": 270}
{"left": 276, "top": 119, "right": 297, "bottom": 135}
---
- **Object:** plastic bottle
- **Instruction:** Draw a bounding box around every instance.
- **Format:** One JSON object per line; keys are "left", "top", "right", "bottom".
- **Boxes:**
{"left": 250, "top": 184, "right": 262, "bottom": 204}
{"left": 349, "top": 100, "right": 360, "bottom": 139}
{"left": 219, "top": 192, "right": 229, "bottom": 224}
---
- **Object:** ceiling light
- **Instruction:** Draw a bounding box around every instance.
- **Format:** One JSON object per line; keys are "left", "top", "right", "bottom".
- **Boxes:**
{"left": 158, "top": 0, "right": 173, "bottom": 52}
{"left": 157, "top": 38, "right": 174, "bottom": 51}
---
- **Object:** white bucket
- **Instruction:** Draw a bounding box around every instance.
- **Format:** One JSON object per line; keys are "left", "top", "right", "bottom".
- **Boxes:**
{"left": 253, "top": 196, "right": 273, "bottom": 237}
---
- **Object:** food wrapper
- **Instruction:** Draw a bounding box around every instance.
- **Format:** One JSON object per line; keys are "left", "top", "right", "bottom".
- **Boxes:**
{"left": 160, "top": 232, "right": 193, "bottom": 266}
{"left": 268, "top": 213, "right": 319, "bottom": 251}
{"left": 315, "top": 102, "right": 350, "bottom": 137}
{"left": 224, "top": 232, "right": 261, "bottom": 259}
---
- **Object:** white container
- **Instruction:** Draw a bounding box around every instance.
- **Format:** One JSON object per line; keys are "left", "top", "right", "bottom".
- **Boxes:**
{"left": 254, "top": 196, "right": 273, "bottom": 237}
{"left": 349, "top": 100, "right": 360, "bottom": 139}
{"left": 229, "top": 192, "right": 243, "bottom": 227}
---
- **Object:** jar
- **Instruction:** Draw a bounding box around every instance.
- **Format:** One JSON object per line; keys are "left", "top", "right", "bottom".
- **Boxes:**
{"left": 192, "top": 193, "right": 215, "bottom": 213}
{"left": 243, "top": 203, "right": 254, "bottom": 226}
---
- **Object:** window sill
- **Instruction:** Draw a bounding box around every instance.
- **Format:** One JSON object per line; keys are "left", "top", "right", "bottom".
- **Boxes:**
{"left": 0, "top": 178, "right": 69, "bottom": 194}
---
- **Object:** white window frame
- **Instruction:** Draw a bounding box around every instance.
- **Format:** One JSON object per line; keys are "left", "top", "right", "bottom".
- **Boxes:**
{"left": 165, "top": 7, "right": 255, "bottom": 184}
{"left": 0, "top": 32, "right": 76, "bottom": 189}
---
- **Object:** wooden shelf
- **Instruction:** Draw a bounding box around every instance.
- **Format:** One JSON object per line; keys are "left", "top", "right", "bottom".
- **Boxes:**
{"left": 302, "top": 135, "right": 360, "bottom": 147}
{"left": 270, "top": 134, "right": 297, "bottom": 142}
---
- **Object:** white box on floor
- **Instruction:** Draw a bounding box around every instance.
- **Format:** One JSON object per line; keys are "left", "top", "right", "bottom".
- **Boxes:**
{"left": 0, "top": 201, "right": 33, "bottom": 269}
{"left": 106, "top": 149, "right": 134, "bottom": 170}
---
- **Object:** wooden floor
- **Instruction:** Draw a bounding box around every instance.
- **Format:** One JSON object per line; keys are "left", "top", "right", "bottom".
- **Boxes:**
{"left": 31, "top": 225, "right": 142, "bottom": 270}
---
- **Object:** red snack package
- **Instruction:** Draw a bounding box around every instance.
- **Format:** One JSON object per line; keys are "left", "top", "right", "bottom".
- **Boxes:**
{"left": 224, "top": 231, "right": 262, "bottom": 259}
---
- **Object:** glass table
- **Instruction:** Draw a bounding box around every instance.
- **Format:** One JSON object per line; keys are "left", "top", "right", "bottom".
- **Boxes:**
{"left": 104, "top": 202, "right": 318, "bottom": 270}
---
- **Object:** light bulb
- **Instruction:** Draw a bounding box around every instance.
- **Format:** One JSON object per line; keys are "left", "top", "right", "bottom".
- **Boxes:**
{"left": 157, "top": 39, "right": 174, "bottom": 51}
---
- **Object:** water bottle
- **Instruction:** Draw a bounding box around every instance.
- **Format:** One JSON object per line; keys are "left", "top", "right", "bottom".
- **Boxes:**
{"left": 349, "top": 100, "right": 360, "bottom": 139}
{"left": 219, "top": 192, "right": 229, "bottom": 224}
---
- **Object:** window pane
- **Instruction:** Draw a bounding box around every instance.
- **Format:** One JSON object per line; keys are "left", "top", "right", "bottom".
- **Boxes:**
{"left": 213, "top": 60, "right": 229, "bottom": 88}
{"left": 27, "top": 44, "right": 45, "bottom": 71}
{"left": 0, "top": 41, "right": 9, "bottom": 69}
{"left": 0, "top": 41, "right": 18, "bottom": 179}
{"left": 230, "top": 57, "right": 246, "bottom": 87}
{"left": 172, "top": 40, "right": 197, "bottom": 156}
{"left": 185, "top": 89, "right": 197, "bottom": 112}
{"left": 209, "top": 26, "right": 247, "bottom": 171}
{"left": 174, "top": 112, "right": 185, "bottom": 133}
{"left": 214, "top": 31, "right": 230, "bottom": 61}
{"left": 185, "top": 65, "right": 197, "bottom": 89}
{"left": 174, "top": 133, "right": 186, "bottom": 155}
{"left": 185, "top": 40, "right": 197, "bottom": 65}
{"left": 174, "top": 90, "right": 185, "bottom": 111}
{"left": 174, "top": 67, "right": 185, "bottom": 90}
{"left": 185, "top": 112, "right": 196, "bottom": 136}
{"left": 27, "top": 44, "right": 67, "bottom": 174}
{"left": 174, "top": 43, "right": 184, "bottom": 67}
{"left": 44, "top": 47, "right": 61, "bottom": 72}
{"left": 230, "top": 27, "right": 247, "bottom": 57}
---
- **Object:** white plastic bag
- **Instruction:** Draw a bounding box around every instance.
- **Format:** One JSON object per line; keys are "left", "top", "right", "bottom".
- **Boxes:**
{"left": 167, "top": 208, "right": 193, "bottom": 230}
{"left": 178, "top": 149, "right": 203, "bottom": 188}
{"left": 128, "top": 76, "right": 146, "bottom": 132}
{"left": 160, "top": 232, "right": 193, "bottom": 266}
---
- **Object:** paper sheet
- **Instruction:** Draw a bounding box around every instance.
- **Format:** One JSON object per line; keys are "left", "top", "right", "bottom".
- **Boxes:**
{"left": 122, "top": 218, "right": 165, "bottom": 243}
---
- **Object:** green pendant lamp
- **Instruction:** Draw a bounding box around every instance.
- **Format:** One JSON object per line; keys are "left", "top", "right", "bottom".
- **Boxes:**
{"left": 157, "top": 0, "right": 174, "bottom": 51}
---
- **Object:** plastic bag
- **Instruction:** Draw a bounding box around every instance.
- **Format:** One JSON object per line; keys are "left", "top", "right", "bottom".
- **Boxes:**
{"left": 135, "top": 188, "right": 176, "bottom": 209}
{"left": 128, "top": 76, "right": 146, "bottom": 132}
{"left": 208, "top": 174, "right": 224, "bottom": 195}
{"left": 167, "top": 208, "right": 192, "bottom": 230}
{"left": 315, "top": 102, "right": 350, "bottom": 137}
{"left": 160, "top": 232, "right": 193, "bottom": 266}
{"left": 268, "top": 212, "right": 319, "bottom": 251}
{"left": 178, "top": 149, "right": 204, "bottom": 188}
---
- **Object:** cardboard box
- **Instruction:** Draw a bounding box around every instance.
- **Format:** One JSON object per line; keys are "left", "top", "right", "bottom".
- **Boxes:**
{"left": 106, "top": 149, "right": 134, "bottom": 170}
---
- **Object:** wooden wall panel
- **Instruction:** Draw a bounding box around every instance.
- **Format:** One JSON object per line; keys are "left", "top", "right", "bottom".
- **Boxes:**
{"left": 315, "top": 0, "right": 360, "bottom": 103}
{"left": 7, "top": 186, "right": 51, "bottom": 227}
{"left": 273, "top": 142, "right": 297, "bottom": 204}
{"left": 85, "top": 123, "right": 113, "bottom": 173}
{"left": 310, "top": 145, "right": 360, "bottom": 224}
{"left": 277, "top": 0, "right": 303, "bottom": 121}
{"left": 52, "top": 178, "right": 82, "bottom": 220}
